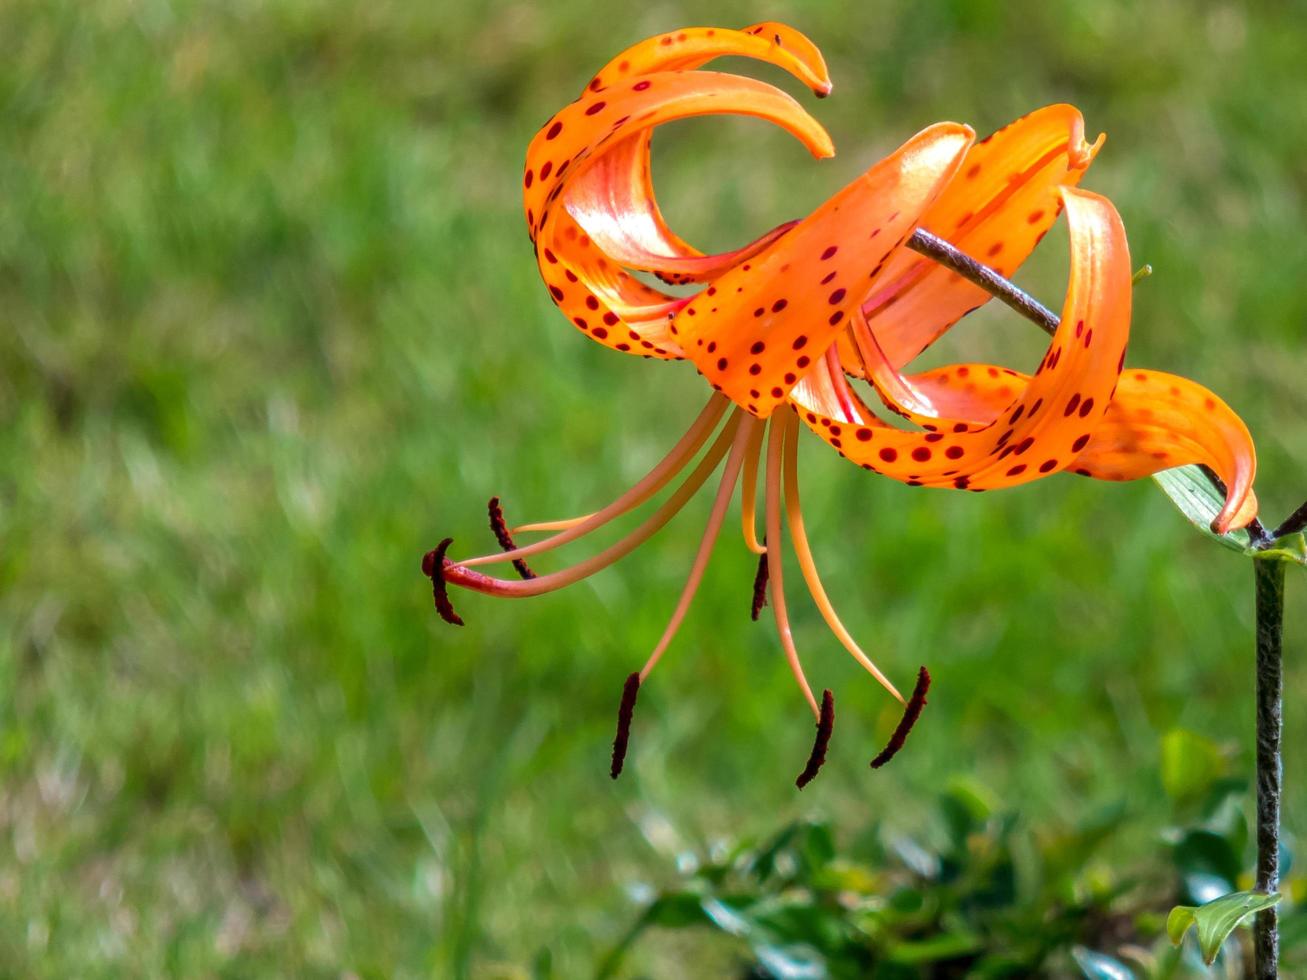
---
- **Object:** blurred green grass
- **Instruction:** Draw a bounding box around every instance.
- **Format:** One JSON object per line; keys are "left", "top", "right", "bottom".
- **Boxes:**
{"left": 1, "top": 0, "right": 1305, "bottom": 975}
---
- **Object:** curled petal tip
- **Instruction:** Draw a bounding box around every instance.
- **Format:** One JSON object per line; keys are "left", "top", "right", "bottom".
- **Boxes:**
{"left": 813, "top": 82, "right": 832, "bottom": 99}
{"left": 1212, "top": 487, "right": 1260, "bottom": 536}
{"left": 423, "top": 537, "right": 464, "bottom": 626}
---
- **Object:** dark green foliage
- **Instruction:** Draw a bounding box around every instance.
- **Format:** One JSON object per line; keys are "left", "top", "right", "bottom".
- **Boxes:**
{"left": 607, "top": 764, "right": 1307, "bottom": 978}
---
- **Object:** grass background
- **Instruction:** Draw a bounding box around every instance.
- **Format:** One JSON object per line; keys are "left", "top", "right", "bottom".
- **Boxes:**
{"left": 1, "top": 0, "right": 1305, "bottom": 975}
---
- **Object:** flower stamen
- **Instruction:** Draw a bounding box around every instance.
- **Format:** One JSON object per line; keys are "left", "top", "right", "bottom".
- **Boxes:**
{"left": 439, "top": 413, "right": 741, "bottom": 600}
{"left": 421, "top": 538, "right": 464, "bottom": 626}
{"left": 638, "top": 413, "right": 759, "bottom": 682}
{"left": 795, "top": 689, "right": 835, "bottom": 789}
{"left": 458, "top": 394, "right": 730, "bottom": 569}
{"left": 765, "top": 414, "right": 820, "bottom": 718}
{"left": 610, "top": 672, "right": 641, "bottom": 779}
{"left": 870, "top": 666, "right": 931, "bottom": 768}
{"left": 487, "top": 497, "right": 537, "bottom": 580}
{"left": 740, "top": 421, "right": 768, "bottom": 555}
{"left": 750, "top": 544, "right": 769, "bottom": 621}
{"left": 783, "top": 410, "right": 905, "bottom": 703}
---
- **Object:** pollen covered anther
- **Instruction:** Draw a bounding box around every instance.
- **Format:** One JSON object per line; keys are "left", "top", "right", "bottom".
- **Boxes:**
{"left": 795, "top": 688, "right": 835, "bottom": 788}
{"left": 487, "top": 496, "right": 538, "bottom": 580}
{"left": 750, "top": 544, "right": 769, "bottom": 620}
{"left": 870, "top": 666, "right": 931, "bottom": 768}
{"left": 610, "top": 672, "right": 641, "bottom": 779}
{"left": 422, "top": 538, "right": 465, "bottom": 627}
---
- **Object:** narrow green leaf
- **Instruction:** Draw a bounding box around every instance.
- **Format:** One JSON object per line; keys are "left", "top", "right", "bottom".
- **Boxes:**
{"left": 1153, "top": 466, "right": 1252, "bottom": 554}
{"left": 1166, "top": 905, "right": 1197, "bottom": 946}
{"left": 1166, "top": 890, "right": 1281, "bottom": 964}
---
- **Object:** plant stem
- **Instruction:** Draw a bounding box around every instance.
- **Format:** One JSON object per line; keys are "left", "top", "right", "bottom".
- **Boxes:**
{"left": 1253, "top": 557, "right": 1285, "bottom": 978}
{"left": 1273, "top": 498, "right": 1307, "bottom": 540}
{"left": 906, "top": 229, "right": 1058, "bottom": 335}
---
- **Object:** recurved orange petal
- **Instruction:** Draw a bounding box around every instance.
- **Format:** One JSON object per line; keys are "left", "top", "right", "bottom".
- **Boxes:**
{"left": 675, "top": 122, "right": 974, "bottom": 417}
{"left": 1070, "top": 370, "right": 1258, "bottom": 532}
{"left": 526, "top": 68, "right": 833, "bottom": 358}
{"left": 791, "top": 186, "right": 1131, "bottom": 489}
{"left": 857, "top": 105, "right": 1104, "bottom": 369}
{"left": 565, "top": 24, "right": 830, "bottom": 284}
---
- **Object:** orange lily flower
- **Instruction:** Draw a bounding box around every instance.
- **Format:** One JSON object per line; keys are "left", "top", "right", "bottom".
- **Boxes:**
{"left": 427, "top": 24, "right": 1258, "bottom": 785}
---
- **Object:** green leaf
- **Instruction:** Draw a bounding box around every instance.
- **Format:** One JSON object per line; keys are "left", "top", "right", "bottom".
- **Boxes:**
{"left": 886, "top": 930, "right": 985, "bottom": 965}
{"left": 1072, "top": 946, "right": 1135, "bottom": 980}
{"left": 1166, "top": 890, "right": 1281, "bottom": 964}
{"left": 1153, "top": 466, "right": 1307, "bottom": 565}
{"left": 644, "top": 891, "right": 711, "bottom": 929}
{"left": 1153, "top": 466, "right": 1252, "bottom": 553}
{"left": 1160, "top": 729, "right": 1224, "bottom": 804}
{"left": 1261, "top": 531, "right": 1307, "bottom": 565}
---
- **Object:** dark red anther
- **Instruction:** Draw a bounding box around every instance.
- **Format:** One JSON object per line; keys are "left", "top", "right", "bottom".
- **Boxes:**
{"left": 610, "top": 672, "right": 641, "bottom": 779}
{"left": 487, "top": 496, "right": 537, "bottom": 580}
{"left": 795, "top": 689, "right": 835, "bottom": 789}
{"left": 750, "top": 548, "right": 769, "bottom": 621}
{"left": 422, "top": 538, "right": 464, "bottom": 626}
{"left": 870, "top": 666, "right": 931, "bottom": 769}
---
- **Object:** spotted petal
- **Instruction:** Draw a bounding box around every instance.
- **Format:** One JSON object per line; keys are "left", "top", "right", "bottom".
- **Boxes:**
{"left": 566, "top": 24, "right": 831, "bottom": 284}
{"left": 791, "top": 186, "right": 1131, "bottom": 490}
{"left": 527, "top": 68, "right": 833, "bottom": 358}
{"left": 1071, "top": 371, "right": 1257, "bottom": 532}
{"left": 676, "top": 122, "right": 974, "bottom": 417}
{"left": 844, "top": 105, "right": 1104, "bottom": 372}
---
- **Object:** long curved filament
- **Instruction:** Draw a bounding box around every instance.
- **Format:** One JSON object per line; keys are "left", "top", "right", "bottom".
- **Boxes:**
{"left": 765, "top": 413, "right": 820, "bottom": 719}
{"left": 739, "top": 420, "right": 767, "bottom": 555}
{"left": 442, "top": 413, "right": 741, "bottom": 598}
{"left": 511, "top": 514, "right": 594, "bottom": 534}
{"left": 639, "top": 413, "right": 759, "bottom": 681}
{"left": 459, "top": 393, "right": 729, "bottom": 567}
{"left": 783, "top": 415, "right": 905, "bottom": 704}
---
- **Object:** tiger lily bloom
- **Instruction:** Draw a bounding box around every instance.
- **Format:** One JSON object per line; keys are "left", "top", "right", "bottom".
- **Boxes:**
{"left": 426, "top": 24, "right": 1259, "bottom": 786}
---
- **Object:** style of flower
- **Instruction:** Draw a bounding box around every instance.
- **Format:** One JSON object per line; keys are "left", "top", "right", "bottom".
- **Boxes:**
{"left": 426, "top": 23, "right": 1258, "bottom": 786}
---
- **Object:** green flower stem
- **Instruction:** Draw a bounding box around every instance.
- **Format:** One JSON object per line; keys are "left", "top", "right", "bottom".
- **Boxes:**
{"left": 1253, "top": 557, "right": 1285, "bottom": 978}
